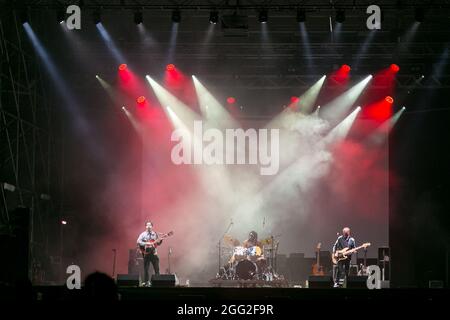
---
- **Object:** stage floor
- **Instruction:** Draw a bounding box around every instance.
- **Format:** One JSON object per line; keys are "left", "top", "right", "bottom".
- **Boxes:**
{"left": 4, "top": 286, "right": 446, "bottom": 302}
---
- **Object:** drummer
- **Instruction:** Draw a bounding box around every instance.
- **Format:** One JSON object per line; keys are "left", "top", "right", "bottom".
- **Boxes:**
{"left": 243, "top": 231, "right": 262, "bottom": 249}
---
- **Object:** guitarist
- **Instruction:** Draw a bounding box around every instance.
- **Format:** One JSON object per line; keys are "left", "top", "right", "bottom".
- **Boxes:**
{"left": 332, "top": 227, "right": 356, "bottom": 288}
{"left": 137, "top": 221, "right": 162, "bottom": 286}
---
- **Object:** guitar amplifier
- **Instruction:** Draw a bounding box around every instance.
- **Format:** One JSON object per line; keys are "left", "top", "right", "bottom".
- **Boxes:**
{"left": 378, "top": 247, "right": 390, "bottom": 281}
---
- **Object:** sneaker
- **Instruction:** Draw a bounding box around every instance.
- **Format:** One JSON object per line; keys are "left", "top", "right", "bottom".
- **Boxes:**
{"left": 333, "top": 283, "right": 340, "bottom": 288}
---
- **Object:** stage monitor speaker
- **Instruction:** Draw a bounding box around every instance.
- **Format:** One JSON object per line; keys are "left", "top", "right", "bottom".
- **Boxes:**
{"left": 116, "top": 274, "right": 140, "bottom": 287}
{"left": 151, "top": 274, "right": 176, "bottom": 287}
{"left": 346, "top": 276, "right": 368, "bottom": 289}
{"left": 308, "top": 275, "right": 333, "bottom": 288}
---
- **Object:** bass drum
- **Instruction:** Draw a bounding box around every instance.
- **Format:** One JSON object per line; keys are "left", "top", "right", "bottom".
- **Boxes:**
{"left": 235, "top": 260, "right": 257, "bottom": 280}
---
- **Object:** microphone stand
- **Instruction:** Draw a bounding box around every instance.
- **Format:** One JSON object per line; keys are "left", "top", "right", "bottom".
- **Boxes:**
{"left": 112, "top": 249, "right": 117, "bottom": 278}
{"left": 218, "top": 220, "right": 233, "bottom": 276}
{"left": 168, "top": 247, "right": 172, "bottom": 274}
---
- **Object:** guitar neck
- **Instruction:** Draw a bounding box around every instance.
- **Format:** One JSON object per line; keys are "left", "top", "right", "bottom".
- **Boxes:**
{"left": 346, "top": 245, "right": 367, "bottom": 255}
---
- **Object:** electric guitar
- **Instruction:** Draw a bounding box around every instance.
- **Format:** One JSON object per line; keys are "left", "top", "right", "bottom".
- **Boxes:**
{"left": 331, "top": 242, "right": 371, "bottom": 264}
{"left": 311, "top": 242, "right": 325, "bottom": 275}
{"left": 139, "top": 231, "right": 174, "bottom": 255}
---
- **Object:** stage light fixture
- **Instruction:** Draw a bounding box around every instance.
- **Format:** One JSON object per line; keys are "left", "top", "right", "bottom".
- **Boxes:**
{"left": 56, "top": 8, "right": 65, "bottom": 24}
{"left": 341, "top": 64, "right": 351, "bottom": 73}
{"left": 414, "top": 7, "right": 425, "bottom": 23}
{"left": 172, "top": 9, "right": 181, "bottom": 23}
{"left": 118, "top": 63, "right": 127, "bottom": 71}
{"left": 93, "top": 9, "right": 101, "bottom": 25}
{"left": 336, "top": 9, "right": 345, "bottom": 23}
{"left": 291, "top": 96, "right": 300, "bottom": 103}
{"left": 166, "top": 64, "right": 175, "bottom": 71}
{"left": 209, "top": 11, "right": 219, "bottom": 24}
{"left": 40, "top": 194, "right": 51, "bottom": 200}
{"left": 3, "top": 182, "right": 16, "bottom": 192}
{"left": 297, "top": 8, "right": 306, "bottom": 23}
{"left": 137, "top": 96, "right": 146, "bottom": 105}
{"left": 227, "top": 97, "right": 236, "bottom": 104}
{"left": 390, "top": 64, "right": 400, "bottom": 73}
{"left": 134, "top": 10, "right": 143, "bottom": 25}
{"left": 385, "top": 96, "right": 394, "bottom": 104}
{"left": 259, "top": 9, "right": 268, "bottom": 23}
{"left": 20, "top": 9, "right": 29, "bottom": 24}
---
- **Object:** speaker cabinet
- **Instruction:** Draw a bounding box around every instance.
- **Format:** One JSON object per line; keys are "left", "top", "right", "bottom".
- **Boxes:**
{"left": 151, "top": 274, "right": 176, "bottom": 287}
{"left": 308, "top": 275, "right": 333, "bottom": 288}
{"left": 378, "top": 247, "right": 390, "bottom": 281}
{"left": 0, "top": 207, "right": 30, "bottom": 285}
{"left": 116, "top": 274, "right": 140, "bottom": 287}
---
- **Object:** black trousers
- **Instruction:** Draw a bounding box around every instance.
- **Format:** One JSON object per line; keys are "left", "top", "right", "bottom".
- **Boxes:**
{"left": 335, "top": 258, "right": 351, "bottom": 284}
{"left": 143, "top": 253, "right": 160, "bottom": 282}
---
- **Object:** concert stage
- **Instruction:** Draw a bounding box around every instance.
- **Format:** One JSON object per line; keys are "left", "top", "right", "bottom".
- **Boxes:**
{"left": 1, "top": 1, "right": 449, "bottom": 308}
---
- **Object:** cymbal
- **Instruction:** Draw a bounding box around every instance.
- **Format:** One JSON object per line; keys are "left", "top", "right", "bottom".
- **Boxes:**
{"left": 260, "top": 237, "right": 273, "bottom": 245}
{"left": 223, "top": 234, "right": 240, "bottom": 246}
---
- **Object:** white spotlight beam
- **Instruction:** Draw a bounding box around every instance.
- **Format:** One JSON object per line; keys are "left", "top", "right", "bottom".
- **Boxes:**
{"left": 146, "top": 75, "right": 201, "bottom": 129}
{"left": 322, "top": 107, "right": 361, "bottom": 146}
{"left": 96, "top": 23, "right": 127, "bottom": 64}
{"left": 192, "top": 76, "right": 238, "bottom": 128}
{"left": 96, "top": 75, "right": 121, "bottom": 103}
{"left": 254, "top": 108, "right": 361, "bottom": 210}
{"left": 367, "top": 107, "right": 406, "bottom": 145}
{"left": 122, "top": 106, "right": 142, "bottom": 133}
{"left": 265, "top": 75, "right": 326, "bottom": 129}
{"left": 298, "top": 75, "right": 327, "bottom": 114}
{"left": 321, "top": 75, "right": 372, "bottom": 124}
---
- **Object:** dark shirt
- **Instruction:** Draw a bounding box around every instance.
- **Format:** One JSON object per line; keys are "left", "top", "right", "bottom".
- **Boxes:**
{"left": 332, "top": 235, "right": 356, "bottom": 255}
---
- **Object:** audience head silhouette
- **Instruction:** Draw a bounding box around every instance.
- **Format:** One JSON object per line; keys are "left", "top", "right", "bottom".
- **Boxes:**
{"left": 83, "top": 271, "right": 118, "bottom": 300}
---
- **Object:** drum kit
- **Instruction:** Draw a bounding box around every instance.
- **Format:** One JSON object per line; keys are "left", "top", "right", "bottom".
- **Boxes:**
{"left": 217, "top": 234, "right": 282, "bottom": 281}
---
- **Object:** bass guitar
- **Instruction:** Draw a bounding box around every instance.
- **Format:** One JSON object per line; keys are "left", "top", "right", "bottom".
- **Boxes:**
{"left": 331, "top": 242, "right": 371, "bottom": 264}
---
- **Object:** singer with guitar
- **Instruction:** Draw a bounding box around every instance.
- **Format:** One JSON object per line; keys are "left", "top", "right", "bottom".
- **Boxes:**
{"left": 332, "top": 227, "right": 356, "bottom": 288}
{"left": 137, "top": 221, "right": 173, "bottom": 286}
